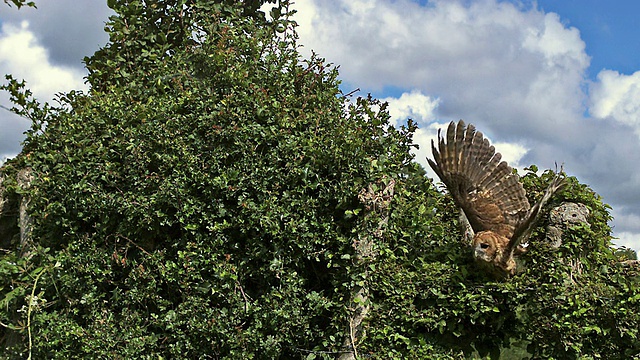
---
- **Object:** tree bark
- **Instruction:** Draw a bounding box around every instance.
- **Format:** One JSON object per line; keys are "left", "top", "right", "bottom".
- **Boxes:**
{"left": 0, "top": 166, "right": 33, "bottom": 350}
{"left": 339, "top": 178, "right": 395, "bottom": 360}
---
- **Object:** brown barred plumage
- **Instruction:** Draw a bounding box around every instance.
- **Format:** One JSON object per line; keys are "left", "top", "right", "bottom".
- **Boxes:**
{"left": 428, "top": 120, "right": 565, "bottom": 276}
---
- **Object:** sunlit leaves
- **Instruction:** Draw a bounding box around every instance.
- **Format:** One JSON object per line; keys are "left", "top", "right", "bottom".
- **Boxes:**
{"left": 0, "top": 0, "right": 418, "bottom": 357}
{"left": 1, "top": 0, "right": 638, "bottom": 358}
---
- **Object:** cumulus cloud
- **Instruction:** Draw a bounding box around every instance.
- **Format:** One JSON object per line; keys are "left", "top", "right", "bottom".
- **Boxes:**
{"left": 492, "top": 141, "right": 529, "bottom": 170}
{"left": 295, "top": 0, "right": 579, "bottom": 170}
{"left": 294, "top": 0, "right": 640, "bottom": 253}
{"left": 0, "top": 21, "right": 88, "bottom": 159}
{"left": 614, "top": 233, "right": 640, "bottom": 254}
{"left": 0, "top": 21, "right": 87, "bottom": 98}
{"left": 0, "top": 1, "right": 111, "bottom": 160}
{"left": 381, "top": 91, "right": 440, "bottom": 171}
{"left": 383, "top": 90, "right": 439, "bottom": 126}
{"left": 295, "top": 0, "right": 589, "bottom": 136}
{"left": 590, "top": 69, "right": 640, "bottom": 135}
{"left": 380, "top": 91, "right": 528, "bottom": 175}
{"left": 0, "top": 1, "right": 112, "bottom": 67}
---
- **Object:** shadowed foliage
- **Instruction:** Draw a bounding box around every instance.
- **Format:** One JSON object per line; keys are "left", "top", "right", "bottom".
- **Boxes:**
{"left": 1, "top": 1, "right": 638, "bottom": 358}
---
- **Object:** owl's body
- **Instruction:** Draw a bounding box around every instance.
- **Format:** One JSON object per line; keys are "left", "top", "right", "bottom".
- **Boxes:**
{"left": 428, "top": 120, "right": 564, "bottom": 276}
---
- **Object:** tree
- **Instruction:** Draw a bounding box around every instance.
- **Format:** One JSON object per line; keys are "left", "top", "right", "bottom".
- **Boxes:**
{"left": 362, "top": 168, "right": 640, "bottom": 358}
{"left": 1, "top": 0, "right": 638, "bottom": 358}
{"left": 1, "top": 0, "right": 417, "bottom": 357}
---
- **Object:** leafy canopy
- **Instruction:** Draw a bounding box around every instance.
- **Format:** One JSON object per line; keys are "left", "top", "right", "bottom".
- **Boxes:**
{"left": 0, "top": 0, "right": 638, "bottom": 358}
{"left": 1, "top": 0, "right": 417, "bottom": 357}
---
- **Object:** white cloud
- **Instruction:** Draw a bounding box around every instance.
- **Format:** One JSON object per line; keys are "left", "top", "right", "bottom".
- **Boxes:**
{"left": 0, "top": 21, "right": 87, "bottom": 100}
{"left": 410, "top": 122, "right": 442, "bottom": 176}
{"left": 492, "top": 141, "right": 529, "bottom": 170}
{"left": 379, "top": 91, "right": 441, "bottom": 173}
{"left": 606, "top": 191, "right": 640, "bottom": 255}
{"left": 293, "top": 0, "right": 640, "bottom": 252}
{"left": 0, "top": 1, "right": 113, "bottom": 67}
{"left": 382, "top": 90, "right": 439, "bottom": 126}
{"left": 379, "top": 89, "right": 528, "bottom": 179}
{"left": 0, "top": 21, "right": 88, "bottom": 159}
{"left": 590, "top": 69, "right": 640, "bottom": 135}
{"left": 613, "top": 233, "right": 640, "bottom": 255}
{"left": 522, "top": 13, "right": 588, "bottom": 69}
{"left": 294, "top": 0, "right": 590, "bottom": 140}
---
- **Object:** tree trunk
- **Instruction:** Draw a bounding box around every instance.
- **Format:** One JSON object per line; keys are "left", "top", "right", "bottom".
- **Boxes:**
{"left": 339, "top": 178, "right": 395, "bottom": 360}
{"left": 0, "top": 166, "right": 33, "bottom": 350}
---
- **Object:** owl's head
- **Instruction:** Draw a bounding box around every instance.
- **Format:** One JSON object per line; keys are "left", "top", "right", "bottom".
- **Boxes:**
{"left": 472, "top": 230, "right": 517, "bottom": 275}
{"left": 472, "top": 231, "right": 508, "bottom": 262}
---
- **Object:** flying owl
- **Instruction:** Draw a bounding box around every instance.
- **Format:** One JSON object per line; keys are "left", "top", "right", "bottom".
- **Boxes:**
{"left": 428, "top": 120, "right": 565, "bottom": 276}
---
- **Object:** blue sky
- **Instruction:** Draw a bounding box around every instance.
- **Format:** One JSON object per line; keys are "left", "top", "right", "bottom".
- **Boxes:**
{"left": 1, "top": 0, "right": 639, "bottom": 253}
{"left": 393, "top": 0, "right": 640, "bottom": 80}
{"left": 534, "top": 0, "right": 640, "bottom": 79}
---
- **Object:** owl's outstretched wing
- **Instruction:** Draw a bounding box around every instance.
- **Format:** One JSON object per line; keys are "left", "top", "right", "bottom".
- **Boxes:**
{"left": 504, "top": 166, "right": 566, "bottom": 256}
{"left": 428, "top": 120, "right": 530, "bottom": 238}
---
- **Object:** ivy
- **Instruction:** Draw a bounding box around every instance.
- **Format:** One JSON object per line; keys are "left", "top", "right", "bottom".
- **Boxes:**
{"left": 363, "top": 167, "right": 639, "bottom": 358}
{"left": 1, "top": 0, "right": 638, "bottom": 358}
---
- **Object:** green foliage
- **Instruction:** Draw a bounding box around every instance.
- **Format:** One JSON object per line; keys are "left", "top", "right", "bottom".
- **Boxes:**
{"left": 2, "top": 0, "right": 36, "bottom": 9}
{"left": 0, "top": 0, "right": 413, "bottom": 357}
{"left": 1, "top": 0, "right": 638, "bottom": 358}
{"left": 363, "top": 166, "right": 640, "bottom": 358}
{"left": 614, "top": 247, "right": 637, "bottom": 261}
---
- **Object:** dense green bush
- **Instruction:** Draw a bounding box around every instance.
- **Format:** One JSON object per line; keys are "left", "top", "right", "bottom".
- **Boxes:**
{"left": 362, "top": 167, "right": 640, "bottom": 358}
{"left": 1, "top": 1, "right": 417, "bottom": 357}
{"left": 1, "top": 0, "right": 638, "bottom": 358}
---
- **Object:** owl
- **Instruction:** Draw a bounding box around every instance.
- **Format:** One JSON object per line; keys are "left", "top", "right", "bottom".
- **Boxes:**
{"left": 428, "top": 120, "right": 565, "bottom": 276}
